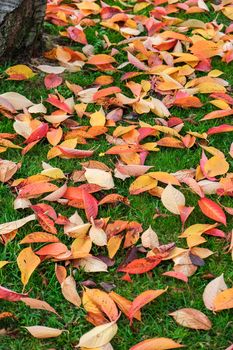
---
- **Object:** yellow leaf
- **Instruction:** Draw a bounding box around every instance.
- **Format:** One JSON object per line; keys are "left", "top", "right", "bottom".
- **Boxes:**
{"left": 129, "top": 175, "right": 157, "bottom": 195}
{"left": 187, "top": 235, "right": 207, "bottom": 248}
{"left": 200, "top": 145, "right": 225, "bottom": 158}
{"left": 204, "top": 156, "right": 229, "bottom": 177}
{"left": 148, "top": 172, "right": 181, "bottom": 186}
{"left": 41, "top": 168, "right": 66, "bottom": 179}
{"left": 47, "top": 138, "right": 77, "bottom": 160}
{"left": 197, "top": 82, "right": 226, "bottom": 94}
{"left": 210, "top": 99, "right": 229, "bottom": 110}
{"left": 5, "top": 65, "right": 36, "bottom": 79}
{"left": 107, "top": 235, "right": 123, "bottom": 258}
{"left": 222, "top": 6, "right": 233, "bottom": 20}
{"left": 90, "top": 110, "right": 106, "bottom": 127}
{"left": 208, "top": 69, "right": 223, "bottom": 77}
{"left": 17, "top": 247, "right": 40, "bottom": 286}
{"left": 180, "top": 223, "right": 217, "bottom": 238}
{"left": 0, "top": 261, "right": 9, "bottom": 269}
{"left": 133, "top": 2, "right": 150, "bottom": 13}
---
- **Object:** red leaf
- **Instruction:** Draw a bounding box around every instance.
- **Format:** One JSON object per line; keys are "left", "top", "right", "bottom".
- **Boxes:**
{"left": 207, "top": 124, "right": 233, "bottom": 135}
{"left": 57, "top": 146, "right": 94, "bottom": 158}
{"left": 82, "top": 190, "right": 98, "bottom": 221}
{"left": 162, "top": 271, "right": 188, "bottom": 283}
{"left": 0, "top": 286, "right": 28, "bottom": 302}
{"left": 204, "top": 228, "right": 226, "bottom": 238}
{"left": 179, "top": 206, "right": 194, "bottom": 227}
{"left": 46, "top": 96, "right": 72, "bottom": 114}
{"left": 24, "top": 123, "right": 49, "bottom": 144}
{"left": 67, "top": 27, "right": 87, "bottom": 44}
{"left": 37, "top": 212, "right": 57, "bottom": 234}
{"left": 31, "top": 204, "right": 57, "bottom": 220}
{"left": 198, "top": 198, "right": 227, "bottom": 225}
{"left": 117, "top": 255, "right": 163, "bottom": 274}
{"left": 44, "top": 74, "right": 63, "bottom": 89}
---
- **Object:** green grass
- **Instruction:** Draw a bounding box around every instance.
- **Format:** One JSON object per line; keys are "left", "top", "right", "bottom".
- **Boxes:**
{"left": 0, "top": 1, "right": 233, "bottom": 349}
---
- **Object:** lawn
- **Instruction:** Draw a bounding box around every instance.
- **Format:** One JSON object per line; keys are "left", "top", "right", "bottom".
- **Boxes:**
{"left": 0, "top": 0, "right": 233, "bottom": 349}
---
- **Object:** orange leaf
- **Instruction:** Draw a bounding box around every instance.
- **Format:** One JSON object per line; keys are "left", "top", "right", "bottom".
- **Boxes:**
{"left": 129, "top": 289, "right": 167, "bottom": 324}
{"left": 129, "top": 337, "right": 184, "bottom": 350}
{"left": 213, "top": 288, "right": 233, "bottom": 311}
{"left": 109, "top": 291, "right": 141, "bottom": 321}
{"left": 35, "top": 243, "right": 68, "bottom": 257}
{"left": 18, "top": 182, "right": 58, "bottom": 199}
{"left": 93, "top": 87, "right": 121, "bottom": 101}
{"left": 84, "top": 288, "right": 119, "bottom": 321}
{"left": 118, "top": 256, "right": 163, "bottom": 274}
{"left": 87, "top": 54, "right": 116, "bottom": 65}
{"left": 94, "top": 75, "right": 114, "bottom": 85}
{"left": 20, "top": 232, "right": 59, "bottom": 244}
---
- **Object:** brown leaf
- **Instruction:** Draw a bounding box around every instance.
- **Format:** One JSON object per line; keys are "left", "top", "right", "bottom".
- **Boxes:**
{"left": 169, "top": 308, "right": 212, "bottom": 330}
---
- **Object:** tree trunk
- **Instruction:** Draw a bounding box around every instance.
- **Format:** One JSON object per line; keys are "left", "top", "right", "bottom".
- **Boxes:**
{"left": 0, "top": 0, "right": 46, "bottom": 62}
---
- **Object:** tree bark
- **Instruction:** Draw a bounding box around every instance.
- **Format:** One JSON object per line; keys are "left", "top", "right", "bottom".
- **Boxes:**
{"left": 0, "top": 0, "right": 46, "bottom": 62}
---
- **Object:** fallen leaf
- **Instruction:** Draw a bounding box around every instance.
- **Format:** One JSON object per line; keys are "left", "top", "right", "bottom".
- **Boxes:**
{"left": 77, "top": 321, "right": 118, "bottom": 348}
{"left": 213, "top": 288, "right": 233, "bottom": 311}
{"left": 17, "top": 247, "right": 40, "bottom": 286}
{"left": 198, "top": 197, "right": 227, "bottom": 225}
{"left": 0, "top": 214, "right": 36, "bottom": 235}
{"left": 141, "top": 226, "right": 159, "bottom": 249}
{"left": 161, "top": 184, "right": 185, "bottom": 214}
{"left": 61, "top": 276, "right": 81, "bottom": 307}
{"left": 169, "top": 308, "right": 212, "bottom": 330}
{"left": 129, "top": 289, "right": 167, "bottom": 324}
{"left": 21, "top": 297, "right": 59, "bottom": 315}
{"left": 129, "top": 337, "right": 184, "bottom": 350}
{"left": 203, "top": 274, "right": 228, "bottom": 310}
{"left": 25, "top": 326, "right": 63, "bottom": 339}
